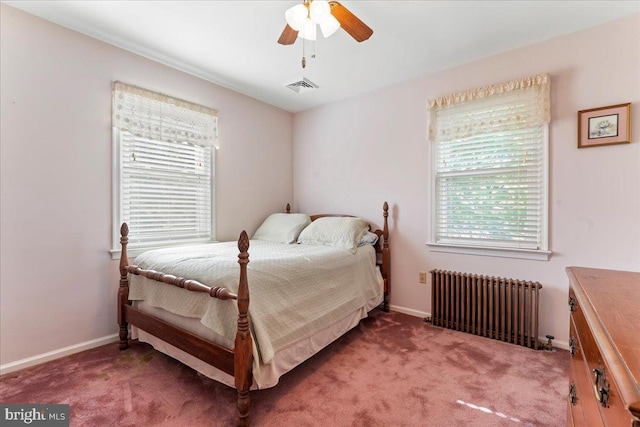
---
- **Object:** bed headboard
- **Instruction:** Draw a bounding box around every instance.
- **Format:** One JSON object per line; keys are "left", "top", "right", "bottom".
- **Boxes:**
{"left": 285, "top": 203, "right": 372, "bottom": 227}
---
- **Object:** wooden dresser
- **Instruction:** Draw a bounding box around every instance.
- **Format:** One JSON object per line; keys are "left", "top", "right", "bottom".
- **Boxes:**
{"left": 566, "top": 267, "right": 640, "bottom": 426}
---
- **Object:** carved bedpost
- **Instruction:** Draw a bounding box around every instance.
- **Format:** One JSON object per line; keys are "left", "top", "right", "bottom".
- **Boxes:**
{"left": 235, "top": 231, "right": 253, "bottom": 427}
{"left": 382, "top": 202, "right": 390, "bottom": 312}
{"left": 118, "top": 223, "right": 131, "bottom": 350}
{"left": 286, "top": 203, "right": 291, "bottom": 214}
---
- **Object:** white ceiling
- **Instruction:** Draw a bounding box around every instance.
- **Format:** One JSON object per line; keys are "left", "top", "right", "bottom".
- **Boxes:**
{"left": 5, "top": 1, "right": 640, "bottom": 113}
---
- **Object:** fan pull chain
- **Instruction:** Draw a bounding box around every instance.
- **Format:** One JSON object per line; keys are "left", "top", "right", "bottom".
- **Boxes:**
{"left": 301, "top": 38, "right": 316, "bottom": 68}
{"left": 302, "top": 37, "right": 306, "bottom": 68}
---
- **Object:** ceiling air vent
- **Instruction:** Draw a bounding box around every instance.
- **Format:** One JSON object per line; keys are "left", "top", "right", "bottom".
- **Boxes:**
{"left": 285, "top": 77, "right": 319, "bottom": 94}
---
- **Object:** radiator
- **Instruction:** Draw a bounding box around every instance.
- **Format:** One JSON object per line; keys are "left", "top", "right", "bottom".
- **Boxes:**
{"left": 429, "top": 269, "right": 542, "bottom": 349}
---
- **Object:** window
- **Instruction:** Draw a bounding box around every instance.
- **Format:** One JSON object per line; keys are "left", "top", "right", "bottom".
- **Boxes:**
{"left": 427, "top": 74, "right": 551, "bottom": 260}
{"left": 111, "top": 81, "right": 218, "bottom": 257}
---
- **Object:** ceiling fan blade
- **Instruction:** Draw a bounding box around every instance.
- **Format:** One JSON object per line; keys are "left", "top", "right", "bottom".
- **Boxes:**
{"left": 329, "top": 1, "right": 373, "bottom": 42}
{"left": 278, "top": 24, "right": 298, "bottom": 45}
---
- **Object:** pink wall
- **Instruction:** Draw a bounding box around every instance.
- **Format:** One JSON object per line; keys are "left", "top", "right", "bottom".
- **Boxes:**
{"left": 0, "top": 5, "right": 293, "bottom": 366}
{"left": 293, "top": 13, "right": 640, "bottom": 345}
{"left": 2, "top": 3, "right": 638, "bottom": 367}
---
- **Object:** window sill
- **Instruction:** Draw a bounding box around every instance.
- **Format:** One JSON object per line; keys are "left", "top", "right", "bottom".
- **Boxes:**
{"left": 426, "top": 243, "right": 551, "bottom": 261}
{"left": 110, "top": 240, "right": 217, "bottom": 260}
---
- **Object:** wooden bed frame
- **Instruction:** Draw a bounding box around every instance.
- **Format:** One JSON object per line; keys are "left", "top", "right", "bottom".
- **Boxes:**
{"left": 117, "top": 202, "right": 390, "bottom": 426}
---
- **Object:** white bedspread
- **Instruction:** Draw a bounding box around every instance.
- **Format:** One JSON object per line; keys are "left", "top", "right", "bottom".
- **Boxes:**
{"left": 128, "top": 241, "right": 383, "bottom": 364}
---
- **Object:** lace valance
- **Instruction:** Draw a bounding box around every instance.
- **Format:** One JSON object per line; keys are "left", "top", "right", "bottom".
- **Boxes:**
{"left": 112, "top": 81, "right": 218, "bottom": 147}
{"left": 427, "top": 74, "right": 550, "bottom": 141}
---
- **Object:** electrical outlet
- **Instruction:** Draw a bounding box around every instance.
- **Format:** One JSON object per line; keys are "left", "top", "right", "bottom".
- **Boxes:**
{"left": 419, "top": 271, "right": 427, "bottom": 284}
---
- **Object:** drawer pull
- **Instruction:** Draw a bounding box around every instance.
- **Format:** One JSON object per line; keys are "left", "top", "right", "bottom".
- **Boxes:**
{"left": 569, "top": 383, "right": 577, "bottom": 406}
{"left": 592, "top": 366, "right": 610, "bottom": 408}
{"left": 569, "top": 336, "right": 576, "bottom": 356}
{"left": 568, "top": 296, "right": 576, "bottom": 312}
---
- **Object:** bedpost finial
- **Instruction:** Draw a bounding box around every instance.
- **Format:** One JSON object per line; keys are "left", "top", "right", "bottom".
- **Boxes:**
{"left": 120, "top": 223, "right": 129, "bottom": 266}
{"left": 238, "top": 230, "right": 250, "bottom": 253}
{"left": 382, "top": 201, "right": 389, "bottom": 244}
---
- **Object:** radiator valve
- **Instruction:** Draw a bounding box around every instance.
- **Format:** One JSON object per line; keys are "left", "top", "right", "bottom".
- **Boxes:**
{"left": 541, "top": 334, "right": 555, "bottom": 352}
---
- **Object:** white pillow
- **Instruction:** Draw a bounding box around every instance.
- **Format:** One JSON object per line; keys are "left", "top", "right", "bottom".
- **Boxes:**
{"left": 358, "top": 230, "right": 379, "bottom": 247}
{"left": 297, "top": 216, "right": 369, "bottom": 253}
{"left": 252, "top": 213, "right": 311, "bottom": 244}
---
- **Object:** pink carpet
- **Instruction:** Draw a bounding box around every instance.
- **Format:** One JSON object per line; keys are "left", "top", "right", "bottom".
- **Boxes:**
{"left": 1, "top": 310, "right": 569, "bottom": 426}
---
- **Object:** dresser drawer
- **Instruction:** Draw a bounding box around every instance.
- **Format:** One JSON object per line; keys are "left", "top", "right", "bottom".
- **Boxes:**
{"left": 569, "top": 287, "right": 637, "bottom": 426}
{"left": 568, "top": 317, "right": 602, "bottom": 426}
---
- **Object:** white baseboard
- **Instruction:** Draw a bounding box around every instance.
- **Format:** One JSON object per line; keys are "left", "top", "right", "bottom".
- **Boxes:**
{"left": 389, "top": 304, "right": 430, "bottom": 319}
{"left": 389, "top": 305, "right": 569, "bottom": 351}
{"left": 0, "top": 334, "right": 119, "bottom": 376}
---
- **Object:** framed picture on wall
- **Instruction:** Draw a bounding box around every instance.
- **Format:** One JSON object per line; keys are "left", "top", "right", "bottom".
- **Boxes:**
{"left": 578, "top": 103, "right": 631, "bottom": 148}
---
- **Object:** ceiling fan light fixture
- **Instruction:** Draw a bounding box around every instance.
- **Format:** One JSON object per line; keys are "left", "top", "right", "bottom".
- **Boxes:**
{"left": 285, "top": 4, "right": 307, "bottom": 31}
{"left": 298, "top": 17, "right": 317, "bottom": 41}
{"left": 320, "top": 15, "right": 340, "bottom": 38}
{"left": 277, "top": 0, "right": 374, "bottom": 67}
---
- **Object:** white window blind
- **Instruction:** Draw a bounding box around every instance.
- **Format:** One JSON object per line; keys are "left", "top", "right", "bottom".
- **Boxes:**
{"left": 427, "top": 74, "right": 550, "bottom": 257}
{"left": 112, "top": 81, "right": 217, "bottom": 252}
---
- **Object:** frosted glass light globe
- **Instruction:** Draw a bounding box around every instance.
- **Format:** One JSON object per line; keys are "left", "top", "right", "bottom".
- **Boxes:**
{"left": 320, "top": 15, "right": 340, "bottom": 38}
{"left": 297, "top": 17, "right": 317, "bottom": 41}
{"left": 310, "top": 1, "right": 331, "bottom": 24}
{"left": 285, "top": 4, "right": 308, "bottom": 31}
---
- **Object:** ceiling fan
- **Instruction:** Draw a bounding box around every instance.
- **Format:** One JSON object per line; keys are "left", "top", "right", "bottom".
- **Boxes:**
{"left": 277, "top": 1, "right": 373, "bottom": 45}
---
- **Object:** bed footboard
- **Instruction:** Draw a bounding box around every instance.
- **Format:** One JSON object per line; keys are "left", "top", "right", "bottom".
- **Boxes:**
{"left": 118, "top": 224, "right": 254, "bottom": 426}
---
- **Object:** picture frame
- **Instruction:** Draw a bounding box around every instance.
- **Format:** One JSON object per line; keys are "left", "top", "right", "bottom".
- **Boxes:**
{"left": 578, "top": 103, "right": 631, "bottom": 148}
